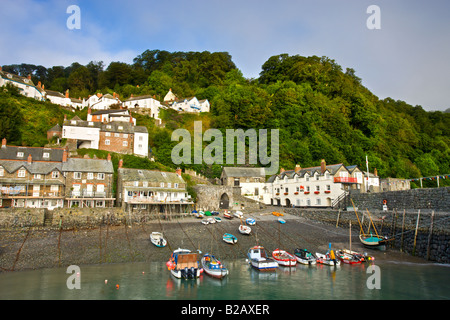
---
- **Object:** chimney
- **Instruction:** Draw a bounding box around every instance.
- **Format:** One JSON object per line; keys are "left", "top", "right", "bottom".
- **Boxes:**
{"left": 374, "top": 168, "right": 378, "bottom": 177}
{"left": 118, "top": 159, "right": 123, "bottom": 168}
{"left": 129, "top": 116, "right": 133, "bottom": 123}
{"left": 107, "top": 153, "right": 111, "bottom": 162}
{"left": 27, "top": 74, "right": 31, "bottom": 80}
{"left": 42, "top": 84, "right": 44, "bottom": 90}
{"left": 88, "top": 107, "right": 91, "bottom": 114}
{"left": 131, "top": 94, "right": 133, "bottom": 98}
{"left": 62, "top": 149, "right": 68, "bottom": 162}
{"left": 1, "top": 138, "right": 6, "bottom": 148}
{"left": 65, "top": 89, "right": 69, "bottom": 98}
{"left": 176, "top": 168, "right": 182, "bottom": 177}
{"left": 321, "top": 159, "right": 326, "bottom": 173}
{"left": 97, "top": 93, "right": 102, "bottom": 98}
{"left": 113, "top": 92, "right": 116, "bottom": 98}
{"left": 37, "top": 81, "right": 41, "bottom": 88}
{"left": 295, "top": 164, "right": 301, "bottom": 173}
{"left": 27, "top": 154, "right": 32, "bottom": 164}
{"left": 280, "top": 168, "right": 285, "bottom": 174}
{"left": 64, "top": 114, "right": 67, "bottom": 121}
{"left": 0, "top": 66, "right": 2, "bottom": 71}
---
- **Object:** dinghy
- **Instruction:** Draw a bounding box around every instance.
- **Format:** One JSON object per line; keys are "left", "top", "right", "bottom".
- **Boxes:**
{"left": 294, "top": 248, "right": 317, "bottom": 265}
{"left": 214, "top": 217, "right": 222, "bottom": 223}
{"left": 239, "top": 224, "right": 251, "bottom": 235}
{"left": 223, "top": 211, "right": 233, "bottom": 219}
{"left": 272, "top": 249, "right": 297, "bottom": 267}
{"left": 316, "top": 252, "right": 340, "bottom": 266}
{"left": 234, "top": 211, "right": 244, "bottom": 219}
{"left": 166, "top": 248, "right": 201, "bottom": 279}
{"left": 247, "top": 246, "right": 278, "bottom": 271}
{"left": 223, "top": 233, "right": 237, "bottom": 244}
{"left": 246, "top": 218, "right": 256, "bottom": 226}
{"left": 278, "top": 218, "right": 286, "bottom": 224}
{"left": 150, "top": 232, "right": 167, "bottom": 248}
{"left": 201, "top": 219, "right": 209, "bottom": 225}
{"left": 207, "top": 217, "right": 216, "bottom": 224}
{"left": 201, "top": 253, "right": 229, "bottom": 279}
{"left": 336, "top": 249, "right": 365, "bottom": 264}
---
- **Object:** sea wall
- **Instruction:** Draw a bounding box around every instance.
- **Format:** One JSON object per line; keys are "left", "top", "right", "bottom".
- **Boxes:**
{"left": 349, "top": 187, "right": 450, "bottom": 211}
{"left": 283, "top": 207, "right": 450, "bottom": 264}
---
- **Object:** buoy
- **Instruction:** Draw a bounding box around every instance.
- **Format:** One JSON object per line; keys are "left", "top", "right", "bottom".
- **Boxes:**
{"left": 105, "top": 279, "right": 108, "bottom": 284}
{"left": 116, "top": 284, "right": 120, "bottom": 289}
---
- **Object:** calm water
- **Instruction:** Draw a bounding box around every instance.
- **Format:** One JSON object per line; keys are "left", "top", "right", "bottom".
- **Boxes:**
{"left": 0, "top": 259, "right": 449, "bottom": 300}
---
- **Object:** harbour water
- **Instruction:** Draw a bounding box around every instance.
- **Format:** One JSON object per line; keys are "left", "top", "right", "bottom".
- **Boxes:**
{"left": 0, "top": 258, "right": 449, "bottom": 300}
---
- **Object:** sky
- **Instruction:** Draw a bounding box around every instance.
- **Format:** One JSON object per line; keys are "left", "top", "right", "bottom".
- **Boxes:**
{"left": 0, "top": 0, "right": 449, "bottom": 111}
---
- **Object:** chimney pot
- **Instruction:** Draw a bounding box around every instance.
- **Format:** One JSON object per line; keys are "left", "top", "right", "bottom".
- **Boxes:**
{"left": 321, "top": 159, "right": 326, "bottom": 173}
{"left": 107, "top": 153, "right": 111, "bottom": 162}
{"left": 27, "top": 74, "right": 31, "bottom": 80}
{"left": 295, "top": 164, "right": 301, "bottom": 173}
{"left": 176, "top": 168, "right": 182, "bottom": 177}
{"left": 118, "top": 159, "right": 123, "bottom": 168}
{"left": 280, "top": 168, "right": 285, "bottom": 174}
{"left": 27, "top": 154, "right": 32, "bottom": 164}
{"left": 65, "top": 90, "right": 69, "bottom": 98}
{"left": 62, "top": 149, "right": 68, "bottom": 162}
{"left": 1, "top": 138, "right": 6, "bottom": 148}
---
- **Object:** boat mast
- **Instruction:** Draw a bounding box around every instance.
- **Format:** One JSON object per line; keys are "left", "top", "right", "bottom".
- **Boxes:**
{"left": 351, "top": 199, "right": 364, "bottom": 235}
{"left": 366, "top": 209, "right": 380, "bottom": 238}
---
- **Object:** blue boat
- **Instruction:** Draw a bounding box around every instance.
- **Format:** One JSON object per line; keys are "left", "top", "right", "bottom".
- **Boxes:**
{"left": 278, "top": 218, "right": 286, "bottom": 224}
{"left": 223, "top": 233, "right": 237, "bottom": 244}
{"left": 246, "top": 218, "right": 256, "bottom": 226}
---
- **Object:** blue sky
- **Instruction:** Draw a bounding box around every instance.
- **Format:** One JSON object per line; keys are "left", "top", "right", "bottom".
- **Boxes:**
{"left": 1, "top": 0, "right": 449, "bottom": 111}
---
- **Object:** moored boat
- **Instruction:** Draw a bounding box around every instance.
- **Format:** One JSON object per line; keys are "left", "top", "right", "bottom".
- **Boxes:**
{"left": 246, "top": 218, "right": 256, "bottom": 226}
{"left": 272, "top": 211, "right": 283, "bottom": 217}
{"left": 223, "top": 211, "right": 233, "bottom": 219}
{"left": 359, "top": 234, "right": 390, "bottom": 251}
{"left": 239, "top": 224, "right": 251, "bottom": 235}
{"left": 223, "top": 233, "right": 237, "bottom": 244}
{"left": 150, "top": 232, "right": 167, "bottom": 248}
{"left": 336, "top": 249, "right": 364, "bottom": 264}
{"left": 214, "top": 217, "right": 222, "bottom": 223}
{"left": 166, "top": 248, "right": 201, "bottom": 279}
{"left": 278, "top": 218, "right": 286, "bottom": 224}
{"left": 247, "top": 246, "right": 278, "bottom": 271}
{"left": 316, "top": 251, "right": 341, "bottom": 266}
{"left": 201, "top": 253, "right": 228, "bottom": 279}
{"left": 272, "top": 249, "right": 297, "bottom": 267}
{"left": 201, "top": 219, "right": 209, "bottom": 225}
{"left": 207, "top": 217, "right": 216, "bottom": 224}
{"left": 234, "top": 211, "right": 244, "bottom": 219}
{"left": 294, "top": 248, "right": 317, "bottom": 265}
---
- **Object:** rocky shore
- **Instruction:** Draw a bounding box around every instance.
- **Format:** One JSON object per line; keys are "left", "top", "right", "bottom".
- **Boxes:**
{"left": 0, "top": 210, "right": 430, "bottom": 273}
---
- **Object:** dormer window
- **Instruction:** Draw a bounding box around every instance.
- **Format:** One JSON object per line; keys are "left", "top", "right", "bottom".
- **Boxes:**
{"left": 43, "top": 152, "right": 49, "bottom": 159}
{"left": 17, "top": 152, "right": 24, "bottom": 158}
{"left": 88, "top": 122, "right": 94, "bottom": 126}
{"left": 71, "top": 120, "right": 77, "bottom": 125}
{"left": 118, "top": 126, "right": 123, "bottom": 131}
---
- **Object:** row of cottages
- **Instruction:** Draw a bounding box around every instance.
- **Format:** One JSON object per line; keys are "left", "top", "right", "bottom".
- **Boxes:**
{"left": 0, "top": 139, "right": 115, "bottom": 209}
{"left": 45, "top": 89, "right": 83, "bottom": 110}
{"left": 0, "top": 67, "right": 45, "bottom": 101}
{"left": 267, "top": 160, "right": 380, "bottom": 208}
{"left": 61, "top": 109, "right": 149, "bottom": 157}
{"left": 122, "top": 94, "right": 162, "bottom": 124}
{"left": 117, "top": 165, "right": 193, "bottom": 213}
{"left": 163, "top": 88, "right": 210, "bottom": 113}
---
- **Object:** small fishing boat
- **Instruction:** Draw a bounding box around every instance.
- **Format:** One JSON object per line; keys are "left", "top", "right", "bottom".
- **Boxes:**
{"left": 336, "top": 249, "right": 365, "bottom": 265}
{"left": 294, "top": 248, "right": 317, "bottom": 265}
{"left": 214, "top": 217, "right": 222, "bottom": 223}
{"left": 246, "top": 218, "right": 256, "bottom": 226}
{"left": 201, "top": 253, "right": 229, "bottom": 279}
{"left": 272, "top": 249, "right": 297, "bottom": 267}
{"left": 278, "top": 218, "right": 286, "bottom": 224}
{"left": 359, "top": 234, "right": 390, "bottom": 251}
{"left": 247, "top": 246, "right": 278, "bottom": 271}
{"left": 207, "top": 217, "right": 216, "bottom": 224}
{"left": 195, "top": 211, "right": 204, "bottom": 218}
{"left": 316, "top": 252, "right": 341, "bottom": 266}
{"left": 166, "top": 248, "right": 201, "bottom": 279}
{"left": 223, "top": 233, "right": 237, "bottom": 244}
{"left": 234, "top": 211, "right": 244, "bottom": 219}
{"left": 223, "top": 211, "right": 233, "bottom": 219}
{"left": 211, "top": 211, "right": 220, "bottom": 216}
{"left": 201, "top": 219, "right": 209, "bottom": 225}
{"left": 150, "top": 232, "right": 167, "bottom": 248}
{"left": 239, "top": 224, "right": 251, "bottom": 235}
{"left": 272, "top": 212, "right": 284, "bottom": 217}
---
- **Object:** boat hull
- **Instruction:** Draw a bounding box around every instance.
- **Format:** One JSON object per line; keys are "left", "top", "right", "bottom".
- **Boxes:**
{"left": 170, "top": 268, "right": 201, "bottom": 279}
{"left": 150, "top": 232, "right": 167, "bottom": 247}
{"left": 272, "top": 249, "right": 297, "bottom": 267}
{"left": 249, "top": 259, "right": 278, "bottom": 271}
{"left": 201, "top": 255, "right": 228, "bottom": 279}
{"left": 223, "top": 233, "right": 237, "bottom": 244}
{"left": 316, "top": 253, "right": 340, "bottom": 266}
{"left": 239, "top": 225, "right": 251, "bottom": 235}
{"left": 294, "top": 249, "right": 316, "bottom": 265}
{"left": 360, "top": 235, "right": 388, "bottom": 251}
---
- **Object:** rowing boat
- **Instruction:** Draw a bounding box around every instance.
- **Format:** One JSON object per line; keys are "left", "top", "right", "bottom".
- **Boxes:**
{"left": 293, "top": 248, "right": 316, "bottom": 265}
{"left": 272, "top": 249, "right": 297, "bottom": 267}
{"left": 201, "top": 253, "right": 229, "bottom": 279}
{"left": 150, "top": 232, "right": 167, "bottom": 248}
{"left": 247, "top": 246, "right": 278, "bottom": 271}
{"left": 223, "top": 233, "right": 237, "bottom": 244}
{"left": 239, "top": 224, "right": 251, "bottom": 235}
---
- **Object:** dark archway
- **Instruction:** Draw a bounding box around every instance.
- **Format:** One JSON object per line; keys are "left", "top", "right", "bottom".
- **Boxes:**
{"left": 285, "top": 198, "right": 291, "bottom": 207}
{"left": 219, "top": 193, "right": 229, "bottom": 209}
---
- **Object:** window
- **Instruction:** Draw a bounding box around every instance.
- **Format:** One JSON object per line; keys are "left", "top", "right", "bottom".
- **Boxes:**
{"left": 123, "top": 141, "right": 128, "bottom": 147}
{"left": 97, "top": 173, "right": 105, "bottom": 180}
{"left": 106, "top": 125, "right": 111, "bottom": 129}
{"left": 160, "top": 182, "right": 164, "bottom": 188}
{"left": 43, "top": 152, "right": 49, "bottom": 159}
{"left": 114, "top": 133, "right": 120, "bottom": 137}
{"left": 316, "top": 185, "right": 320, "bottom": 191}
{"left": 123, "top": 134, "right": 128, "bottom": 138}
{"left": 139, "top": 136, "right": 143, "bottom": 141}
{"left": 174, "top": 183, "right": 178, "bottom": 188}
{"left": 0, "top": 167, "right": 3, "bottom": 177}
{"left": 17, "top": 152, "right": 24, "bottom": 158}
{"left": 18, "top": 169, "right": 26, "bottom": 177}
{"left": 34, "top": 174, "right": 42, "bottom": 179}
{"left": 105, "top": 139, "right": 110, "bottom": 145}
{"left": 138, "top": 144, "right": 142, "bottom": 149}
{"left": 316, "top": 174, "right": 320, "bottom": 180}
{"left": 73, "top": 172, "right": 82, "bottom": 179}
{"left": 316, "top": 198, "right": 321, "bottom": 205}
{"left": 105, "top": 132, "right": 111, "bottom": 137}
{"left": 50, "top": 185, "right": 59, "bottom": 192}
{"left": 134, "top": 181, "right": 139, "bottom": 187}
{"left": 87, "top": 172, "right": 94, "bottom": 180}
{"left": 306, "top": 186, "right": 310, "bottom": 192}
{"left": 167, "top": 183, "right": 171, "bottom": 188}
{"left": 88, "top": 122, "right": 94, "bottom": 126}
{"left": 326, "top": 185, "right": 331, "bottom": 191}
{"left": 325, "top": 173, "right": 330, "bottom": 180}
{"left": 118, "top": 126, "right": 123, "bottom": 130}
{"left": 52, "top": 171, "right": 59, "bottom": 179}
{"left": 143, "top": 181, "right": 148, "bottom": 187}
{"left": 97, "top": 184, "right": 104, "bottom": 192}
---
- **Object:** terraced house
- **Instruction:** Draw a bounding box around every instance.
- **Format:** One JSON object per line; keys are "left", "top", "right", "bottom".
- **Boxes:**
{"left": 0, "top": 139, "right": 115, "bottom": 209}
{"left": 117, "top": 164, "right": 193, "bottom": 213}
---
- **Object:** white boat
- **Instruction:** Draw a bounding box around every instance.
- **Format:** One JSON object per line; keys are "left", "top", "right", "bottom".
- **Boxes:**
{"left": 316, "top": 252, "right": 341, "bottom": 266}
{"left": 214, "top": 217, "right": 222, "bottom": 223}
{"left": 201, "top": 253, "right": 229, "bottom": 279}
{"left": 223, "top": 233, "right": 237, "bottom": 244}
{"left": 234, "top": 211, "right": 244, "bottom": 219}
{"left": 207, "top": 217, "right": 216, "bottom": 224}
{"left": 150, "top": 232, "right": 167, "bottom": 248}
{"left": 272, "top": 249, "right": 297, "bottom": 267}
{"left": 166, "top": 248, "right": 201, "bottom": 279}
{"left": 293, "top": 248, "right": 316, "bottom": 265}
{"left": 239, "top": 224, "right": 251, "bottom": 235}
{"left": 201, "top": 219, "right": 209, "bottom": 225}
{"left": 246, "top": 218, "right": 256, "bottom": 226}
{"left": 278, "top": 218, "right": 286, "bottom": 224}
{"left": 247, "top": 246, "right": 278, "bottom": 271}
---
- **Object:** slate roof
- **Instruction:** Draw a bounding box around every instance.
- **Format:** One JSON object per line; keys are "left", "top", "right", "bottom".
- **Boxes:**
{"left": 0, "top": 145, "right": 65, "bottom": 162}
{"left": 62, "top": 158, "right": 114, "bottom": 173}
{"left": 118, "top": 168, "right": 184, "bottom": 184}
{"left": 0, "top": 160, "right": 62, "bottom": 175}
{"left": 222, "top": 167, "right": 266, "bottom": 178}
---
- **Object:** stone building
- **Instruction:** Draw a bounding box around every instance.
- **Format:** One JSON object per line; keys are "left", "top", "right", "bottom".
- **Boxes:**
{"left": 116, "top": 164, "right": 193, "bottom": 213}
{"left": 220, "top": 167, "right": 270, "bottom": 204}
